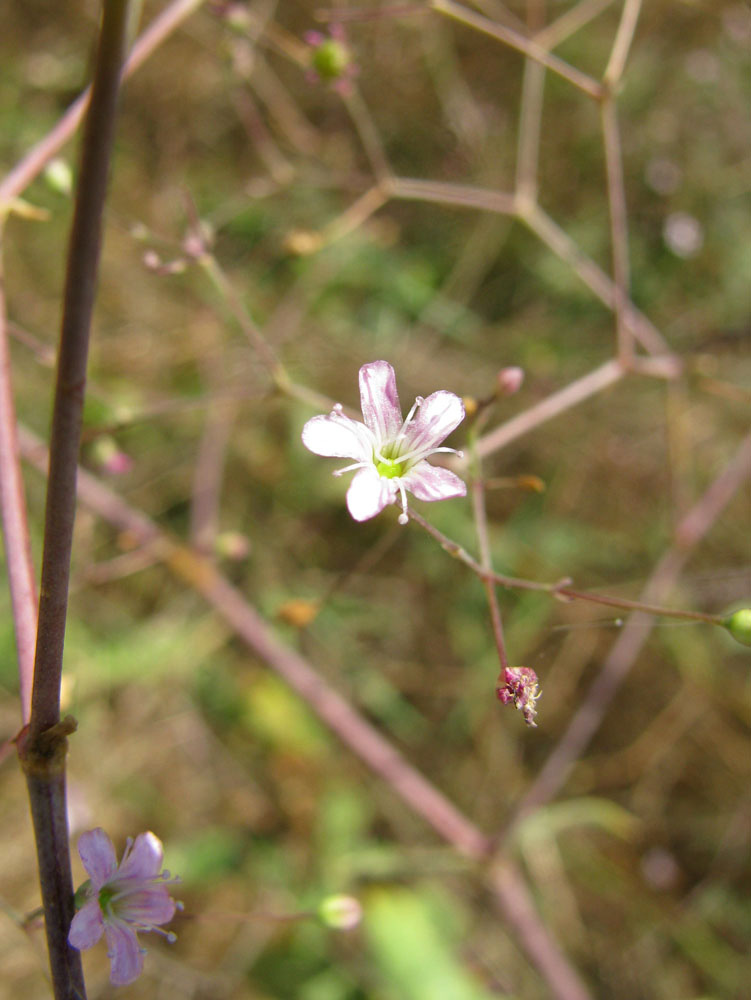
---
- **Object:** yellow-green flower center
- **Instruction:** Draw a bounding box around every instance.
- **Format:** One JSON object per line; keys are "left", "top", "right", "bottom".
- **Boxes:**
{"left": 376, "top": 460, "right": 405, "bottom": 479}
{"left": 98, "top": 885, "right": 117, "bottom": 910}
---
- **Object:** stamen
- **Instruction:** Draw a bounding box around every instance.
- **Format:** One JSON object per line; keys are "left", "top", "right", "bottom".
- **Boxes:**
{"left": 395, "top": 479, "right": 409, "bottom": 525}
{"left": 392, "top": 443, "right": 463, "bottom": 466}
{"left": 396, "top": 396, "right": 423, "bottom": 440}
{"left": 333, "top": 461, "right": 368, "bottom": 477}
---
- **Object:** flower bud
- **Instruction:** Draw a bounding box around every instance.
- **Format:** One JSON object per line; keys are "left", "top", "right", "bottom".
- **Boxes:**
{"left": 723, "top": 608, "right": 751, "bottom": 647}
{"left": 496, "top": 366, "right": 524, "bottom": 396}
{"left": 215, "top": 531, "right": 251, "bottom": 561}
{"left": 44, "top": 158, "right": 73, "bottom": 196}
{"left": 318, "top": 894, "right": 362, "bottom": 931}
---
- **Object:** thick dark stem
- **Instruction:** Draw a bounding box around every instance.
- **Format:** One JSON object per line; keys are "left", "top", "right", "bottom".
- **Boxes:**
{"left": 21, "top": 718, "right": 83, "bottom": 1000}
{"left": 30, "top": 0, "right": 129, "bottom": 736}
{"left": 18, "top": 4, "right": 130, "bottom": 999}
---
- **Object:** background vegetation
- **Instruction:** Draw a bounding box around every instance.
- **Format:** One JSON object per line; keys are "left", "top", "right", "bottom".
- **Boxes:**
{"left": 1, "top": 1, "right": 749, "bottom": 997}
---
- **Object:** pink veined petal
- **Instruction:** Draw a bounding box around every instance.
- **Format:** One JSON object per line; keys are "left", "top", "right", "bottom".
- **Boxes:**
{"left": 105, "top": 920, "right": 144, "bottom": 986}
{"left": 358, "top": 361, "right": 403, "bottom": 443}
{"left": 402, "top": 462, "right": 467, "bottom": 502}
{"left": 118, "top": 886, "right": 177, "bottom": 927}
{"left": 346, "top": 466, "right": 396, "bottom": 521}
{"left": 117, "top": 832, "right": 164, "bottom": 881}
{"left": 68, "top": 898, "right": 105, "bottom": 951}
{"left": 403, "top": 390, "right": 464, "bottom": 454}
{"left": 302, "top": 413, "right": 372, "bottom": 461}
{"left": 78, "top": 828, "right": 118, "bottom": 888}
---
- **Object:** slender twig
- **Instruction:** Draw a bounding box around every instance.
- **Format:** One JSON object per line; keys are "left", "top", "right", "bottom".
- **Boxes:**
{"left": 196, "top": 251, "right": 281, "bottom": 377}
{"left": 600, "top": 96, "right": 632, "bottom": 364}
{"left": 17, "top": 6, "right": 130, "bottom": 999}
{"left": 603, "top": 0, "right": 643, "bottom": 88}
{"left": 318, "top": 184, "right": 391, "bottom": 245}
{"left": 351, "top": 178, "right": 670, "bottom": 361}
{"left": 406, "top": 507, "right": 730, "bottom": 628}
{"left": 18, "top": 422, "right": 593, "bottom": 1000}
{"left": 514, "top": 58, "right": 546, "bottom": 208}
{"left": 471, "top": 473, "right": 510, "bottom": 669}
{"left": 490, "top": 861, "right": 591, "bottom": 1000}
{"left": 473, "top": 359, "right": 625, "bottom": 462}
{"left": 196, "top": 250, "right": 339, "bottom": 414}
{"left": 431, "top": 0, "right": 604, "bottom": 100}
{"left": 521, "top": 204, "right": 670, "bottom": 356}
{"left": 189, "top": 367, "right": 237, "bottom": 556}
{"left": 535, "top": 0, "right": 615, "bottom": 51}
{"left": 0, "top": 250, "right": 37, "bottom": 724}
{"left": 343, "top": 88, "right": 394, "bottom": 184}
{"left": 389, "top": 176, "right": 516, "bottom": 215}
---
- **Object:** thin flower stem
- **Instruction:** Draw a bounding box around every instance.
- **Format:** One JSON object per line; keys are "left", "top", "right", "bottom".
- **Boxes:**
{"left": 603, "top": 0, "right": 643, "bottom": 88}
{"left": 472, "top": 358, "right": 625, "bottom": 462}
{"left": 196, "top": 251, "right": 339, "bottom": 413}
{"left": 521, "top": 204, "right": 670, "bottom": 356}
{"left": 0, "top": 251, "right": 37, "bottom": 724}
{"left": 189, "top": 369, "right": 236, "bottom": 556}
{"left": 389, "top": 176, "right": 516, "bottom": 215}
{"left": 406, "top": 508, "right": 728, "bottom": 627}
{"left": 553, "top": 586, "right": 723, "bottom": 626}
{"left": 197, "top": 252, "right": 282, "bottom": 378}
{"left": 600, "top": 96, "right": 632, "bottom": 364}
{"left": 471, "top": 473, "right": 510, "bottom": 669}
{"left": 18, "top": 5, "right": 130, "bottom": 999}
{"left": 515, "top": 58, "right": 546, "bottom": 206}
{"left": 318, "top": 184, "right": 391, "bottom": 245}
{"left": 534, "top": 0, "right": 615, "bottom": 51}
{"left": 343, "top": 88, "right": 394, "bottom": 184}
{"left": 431, "top": 0, "right": 604, "bottom": 100}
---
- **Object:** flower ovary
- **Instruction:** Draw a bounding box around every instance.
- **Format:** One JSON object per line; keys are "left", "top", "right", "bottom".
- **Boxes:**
{"left": 376, "top": 460, "right": 404, "bottom": 479}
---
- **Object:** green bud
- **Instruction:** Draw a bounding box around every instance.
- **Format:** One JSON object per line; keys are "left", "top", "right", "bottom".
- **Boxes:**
{"left": 44, "top": 158, "right": 73, "bottom": 196}
{"left": 312, "top": 40, "right": 351, "bottom": 81}
{"left": 318, "top": 894, "right": 362, "bottom": 930}
{"left": 723, "top": 608, "right": 751, "bottom": 647}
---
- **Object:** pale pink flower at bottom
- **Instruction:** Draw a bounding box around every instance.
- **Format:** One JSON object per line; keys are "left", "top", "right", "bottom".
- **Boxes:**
{"left": 302, "top": 360, "right": 466, "bottom": 524}
{"left": 68, "top": 828, "right": 180, "bottom": 986}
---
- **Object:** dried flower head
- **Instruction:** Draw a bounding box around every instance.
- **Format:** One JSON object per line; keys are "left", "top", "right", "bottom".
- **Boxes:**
{"left": 496, "top": 666, "right": 541, "bottom": 727}
{"left": 68, "top": 828, "right": 180, "bottom": 986}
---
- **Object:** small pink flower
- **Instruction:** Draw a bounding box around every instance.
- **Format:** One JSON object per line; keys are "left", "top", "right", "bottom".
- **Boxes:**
{"left": 302, "top": 360, "right": 466, "bottom": 524}
{"left": 496, "top": 666, "right": 541, "bottom": 727}
{"left": 496, "top": 366, "right": 524, "bottom": 397}
{"left": 68, "top": 828, "right": 180, "bottom": 986}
